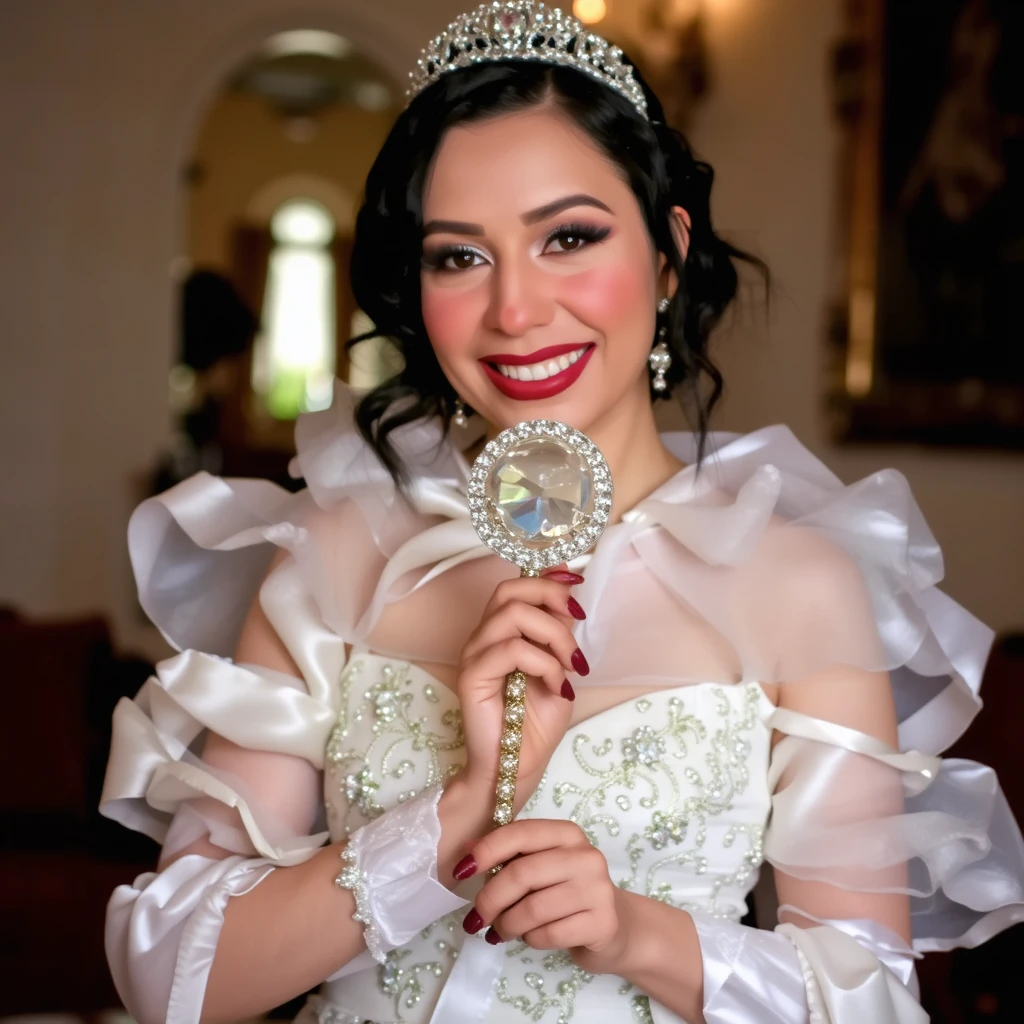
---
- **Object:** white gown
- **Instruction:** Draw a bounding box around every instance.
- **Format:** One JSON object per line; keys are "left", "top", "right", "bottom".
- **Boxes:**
{"left": 101, "top": 383, "right": 1024, "bottom": 1024}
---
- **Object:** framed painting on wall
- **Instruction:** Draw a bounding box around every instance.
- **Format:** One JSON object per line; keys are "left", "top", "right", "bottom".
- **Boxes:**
{"left": 828, "top": 0, "right": 1024, "bottom": 447}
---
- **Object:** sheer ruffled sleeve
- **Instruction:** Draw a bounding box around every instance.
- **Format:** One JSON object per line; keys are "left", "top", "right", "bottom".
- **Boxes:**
{"left": 99, "top": 640, "right": 337, "bottom": 1023}
{"left": 602, "top": 430, "right": 1024, "bottom": 1022}
{"left": 101, "top": 456, "right": 349, "bottom": 1022}
{"left": 764, "top": 705, "right": 1024, "bottom": 950}
{"left": 100, "top": 383, "right": 478, "bottom": 1023}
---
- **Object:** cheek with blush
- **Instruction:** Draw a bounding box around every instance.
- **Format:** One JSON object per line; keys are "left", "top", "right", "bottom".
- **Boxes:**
{"left": 420, "top": 285, "right": 485, "bottom": 360}
{"left": 559, "top": 263, "right": 655, "bottom": 355}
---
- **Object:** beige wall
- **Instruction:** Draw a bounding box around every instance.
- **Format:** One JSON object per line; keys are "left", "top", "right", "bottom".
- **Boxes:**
{"left": 0, "top": 0, "right": 466, "bottom": 660}
{"left": 189, "top": 92, "right": 397, "bottom": 270}
{"left": 0, "top": 0, "right": 1020, "bottom": 664}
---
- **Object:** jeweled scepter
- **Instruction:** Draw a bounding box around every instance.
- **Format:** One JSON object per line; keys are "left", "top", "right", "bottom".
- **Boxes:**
{"left": 466, "top": 421, "right": 612, "bottom": 851}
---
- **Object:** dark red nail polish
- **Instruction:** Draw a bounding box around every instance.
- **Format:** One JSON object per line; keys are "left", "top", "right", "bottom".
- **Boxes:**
{"left": 485, "top": 927, "right": 503, "bottom": 945}
{"left": 453, "top": 854, "right": 478, "bottom": 881}
{"left": 463, "top": 908, "right": 484, "bottom": 934}
{"left": 566, "top": 597, "right": 586, "bottom": 621}
{"left": 542, "top": 570, "right": 585, "bottom": 584}
{"left": 561, "top": 679, "right": 575, "bottom": 701}
{"left": 571, "top": 648, "right": 590, "bottom": 676}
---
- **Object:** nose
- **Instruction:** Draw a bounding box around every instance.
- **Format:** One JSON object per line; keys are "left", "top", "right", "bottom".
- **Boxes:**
{"left": 483, "top": 254, "right": 555, "bottom": 337}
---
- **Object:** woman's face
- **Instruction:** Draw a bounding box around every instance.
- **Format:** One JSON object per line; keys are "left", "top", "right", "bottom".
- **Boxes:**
{"left": 420, "top": 105, "right": 666, "bottom": 436}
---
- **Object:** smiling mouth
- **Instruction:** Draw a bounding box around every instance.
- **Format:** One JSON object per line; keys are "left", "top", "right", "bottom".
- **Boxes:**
{"left": 490, "top": 345, "right": 590, "bottom": 381}
{"left": 479, "top": 343, "right": 596, "bottom": 401}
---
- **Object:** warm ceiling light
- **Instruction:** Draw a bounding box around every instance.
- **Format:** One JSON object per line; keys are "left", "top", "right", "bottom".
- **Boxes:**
{"left": 263, "top": 30, "right": 351, "bottom": 60}
{"left": 573, "top": 0, "right": 607, "bottom": 25}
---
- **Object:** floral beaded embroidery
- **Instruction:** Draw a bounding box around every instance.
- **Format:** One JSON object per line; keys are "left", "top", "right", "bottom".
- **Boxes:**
{"left": 545, "top": 684, "right": 767, "bottom": 916}
{"left": 496, "top": 944, "right": 595, "bottom": 1023}
{"left": 326, "top": 659, "right": 465, "bottom": 834}
{"left": 372, "top": 911, "right": 461, "bottom": 1021}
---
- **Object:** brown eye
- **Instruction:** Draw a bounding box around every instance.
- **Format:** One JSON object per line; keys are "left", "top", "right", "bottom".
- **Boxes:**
{"left": 449, "top": 252, "right": 480, "bottom": 270}
{"left": 543, "top": 224, "right": 610, "bottom": 255}
{"left": 549, "top": 232, "right": 583, "bottom": 253}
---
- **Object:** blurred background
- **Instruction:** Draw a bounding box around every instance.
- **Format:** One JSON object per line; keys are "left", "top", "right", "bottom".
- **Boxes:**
{"left": 0, "top": 0, "right": 1021, "bottom": 1021}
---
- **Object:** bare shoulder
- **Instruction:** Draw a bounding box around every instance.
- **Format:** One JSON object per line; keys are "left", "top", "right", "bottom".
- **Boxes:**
{"left": 749, "top": 520, "right": 897, "bottom": 743}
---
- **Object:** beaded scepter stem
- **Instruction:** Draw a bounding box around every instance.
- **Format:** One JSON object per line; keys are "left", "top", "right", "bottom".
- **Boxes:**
{"left": 466, "top": 421, "right": 611, "bottom": 869}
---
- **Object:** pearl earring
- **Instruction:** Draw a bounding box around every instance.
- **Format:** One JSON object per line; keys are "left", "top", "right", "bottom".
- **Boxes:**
{"left": 649, "top": 299, "right": 672, "bottom": 392}
{"left": 452, "top": 399, "right": 468, "bottom": 428}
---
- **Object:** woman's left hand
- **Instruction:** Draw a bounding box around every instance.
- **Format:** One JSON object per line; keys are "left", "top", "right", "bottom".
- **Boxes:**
{"left": 455, "top": 820, "right": 638, "bottom": 976}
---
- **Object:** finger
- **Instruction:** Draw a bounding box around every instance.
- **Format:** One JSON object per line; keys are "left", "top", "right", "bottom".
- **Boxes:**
{"left": 519, "top": 909, "right": 597, "bottom": 950}
{"left": 484, "top": 880, "right": 585, "bottom": 941}
{"left": 482, "top": 574, "right": 588, "bottom": 625}
{"left": 472, "top": 848, "right": 582, "bottom": 927}
{"left": 463, "top": 819, "right": 590, "bottom": 877}
{"left": 540, "top": 565, "right": 586, "bottom": 586}
{"left": 462, "top": 601, "right": 580, "bottom": 670}
{"left": 460, "top": 637, "right": 569, "bottom": 699}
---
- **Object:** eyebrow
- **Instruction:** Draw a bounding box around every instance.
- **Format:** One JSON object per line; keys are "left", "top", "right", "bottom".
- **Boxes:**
{"left": 422, "top": 193, "right": 614, "bottom": 237}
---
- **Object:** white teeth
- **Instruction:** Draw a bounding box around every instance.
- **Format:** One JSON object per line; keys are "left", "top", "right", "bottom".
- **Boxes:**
{"left": 494, "top": 345, "right": 589, "bottom": 381}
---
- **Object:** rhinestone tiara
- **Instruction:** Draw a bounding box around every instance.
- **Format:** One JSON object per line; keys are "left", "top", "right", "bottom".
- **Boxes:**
{"left": 407, "top": 1, "right": 648, "bottom": 120}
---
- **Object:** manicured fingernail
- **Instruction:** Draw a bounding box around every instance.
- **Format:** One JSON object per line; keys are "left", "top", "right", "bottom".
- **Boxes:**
{"left": 566, "top": 597, "right": 586, "bottom": 620}
{"left": 560, "top": 679, "right": 575, "bottom": 701}
{"left": 453, "top": 855, "right": 478, "bottom": 881}
{"left": 542, "top": 570, "right": 585, "bottom": 584}
{"left": 463, "top": 908, "right": 484, "bottom": 934}
{"left": 485, "top": 927, "right": 504, "bottom": 945}
{"left": 571, "top": 648, "right": 590, "bottom": 676}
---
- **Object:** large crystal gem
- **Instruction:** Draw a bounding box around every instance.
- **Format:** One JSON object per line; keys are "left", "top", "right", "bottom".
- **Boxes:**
{"left": 487, "top": 438, "right": 592, "bottom": 545}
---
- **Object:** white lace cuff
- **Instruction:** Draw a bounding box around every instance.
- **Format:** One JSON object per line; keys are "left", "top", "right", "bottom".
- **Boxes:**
{"left": 686, "top": 909, "right": 926, "bottom": 1024}
{"left": 334, "top": 784, "right": 469, "bottom": 963}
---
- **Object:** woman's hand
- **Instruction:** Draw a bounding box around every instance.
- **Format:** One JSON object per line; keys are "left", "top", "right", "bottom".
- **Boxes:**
{"left": 452, "top": 820, "right": 638, "bottom": 976}
{"left": 457, "top": 568, "right": 589, "bottom": 809}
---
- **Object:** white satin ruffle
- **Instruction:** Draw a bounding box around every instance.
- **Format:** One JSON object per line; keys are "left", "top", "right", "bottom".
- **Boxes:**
{"left": 128, "top": 381, "right": 993, "bottom": 755}
{"left": 111, "top": 380, "right": 1024, "bottom": 979}
{"left": 100, "top": 650, "right": 332, "bottom": 864}
{"left": 764, "top": 707, "right": 1024, "bottom": 952}
{"left": 106, "top": 853, "right": 276, "bottom": 1024}
{"left": 689, "top": 909, "right": 927, "bottom": 1024}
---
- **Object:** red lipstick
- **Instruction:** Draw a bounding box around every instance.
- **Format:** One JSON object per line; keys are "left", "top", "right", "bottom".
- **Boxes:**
{"left": 479, "top": 344, "right": 595, "bottom": 401}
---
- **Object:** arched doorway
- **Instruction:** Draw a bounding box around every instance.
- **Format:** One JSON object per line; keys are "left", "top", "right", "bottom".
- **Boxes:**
{"left": 169, "top": 24, "right": 400, "bottom": 482}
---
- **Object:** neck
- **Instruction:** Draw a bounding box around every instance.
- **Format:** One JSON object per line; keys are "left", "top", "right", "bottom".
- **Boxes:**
{"left": 582, "top": 383, "right": 686, "bottom": 523}
{"left": 466, "top": 382, "right": 686, "bottom": 524}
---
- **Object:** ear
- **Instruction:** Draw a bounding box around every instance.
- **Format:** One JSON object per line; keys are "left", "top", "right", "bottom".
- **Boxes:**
{"left": 657, "top": 205, "right": 692, "bottom": 303}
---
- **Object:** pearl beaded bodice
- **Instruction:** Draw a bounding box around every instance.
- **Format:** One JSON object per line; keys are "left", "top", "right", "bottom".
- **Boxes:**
{"left": 313, "top": 652, "right": 775, "bottom": 1024}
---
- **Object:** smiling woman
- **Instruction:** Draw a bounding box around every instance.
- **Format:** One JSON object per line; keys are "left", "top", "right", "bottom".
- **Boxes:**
{"left": 100, "top": 4, "right": 1024, "bottom": 1024}
{"left": 350, "top": 54, "right": 749, "bottom": 487}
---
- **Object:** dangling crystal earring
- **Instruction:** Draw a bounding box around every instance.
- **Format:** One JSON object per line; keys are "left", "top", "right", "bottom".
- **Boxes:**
{"left": 452, "top": 399, "right": 468, "bottom": 428}
{"left": 649, "top": 298, "right": 672, "bottom": 393}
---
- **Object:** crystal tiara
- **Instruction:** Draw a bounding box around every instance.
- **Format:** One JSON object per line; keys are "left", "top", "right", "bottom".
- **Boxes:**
{"left": 407, "top": 1, "right": 649, "bottom": 120}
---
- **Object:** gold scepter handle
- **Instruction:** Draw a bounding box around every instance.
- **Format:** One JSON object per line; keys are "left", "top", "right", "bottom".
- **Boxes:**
{"left": 489, "top": 566, "right": 541, "bottom": 874}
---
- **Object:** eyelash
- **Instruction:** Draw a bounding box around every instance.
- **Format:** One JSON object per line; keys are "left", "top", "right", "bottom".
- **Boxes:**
{"left": 422, "top": 221, "right": 612, "bottom": 272}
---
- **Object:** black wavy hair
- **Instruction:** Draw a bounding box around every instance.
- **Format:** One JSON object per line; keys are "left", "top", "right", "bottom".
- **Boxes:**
{"left": 349, "top": 58, "right": 766, "bottom": 484}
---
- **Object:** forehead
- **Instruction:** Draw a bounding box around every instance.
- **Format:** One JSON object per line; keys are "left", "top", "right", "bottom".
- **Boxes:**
{"left": 422, "top": 107, "right": 631, "bottom": 218}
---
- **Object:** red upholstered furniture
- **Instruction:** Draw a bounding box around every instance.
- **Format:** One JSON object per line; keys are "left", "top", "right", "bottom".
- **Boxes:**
{"left": 0, "top": 610, "right": 157, "bottom": 1016}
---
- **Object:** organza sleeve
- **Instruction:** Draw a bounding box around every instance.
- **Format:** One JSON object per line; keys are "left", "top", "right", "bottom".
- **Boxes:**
{"left": 99, "top": 641, "right": 334, "bottom": 1023}
{"left": 672, "top": 528, "right": 1024, "bottom": 1023}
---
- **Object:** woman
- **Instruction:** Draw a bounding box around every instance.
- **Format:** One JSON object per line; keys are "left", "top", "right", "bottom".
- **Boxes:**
{"left": 101, "top": 4, "right": 1024, "bottom": 1022}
